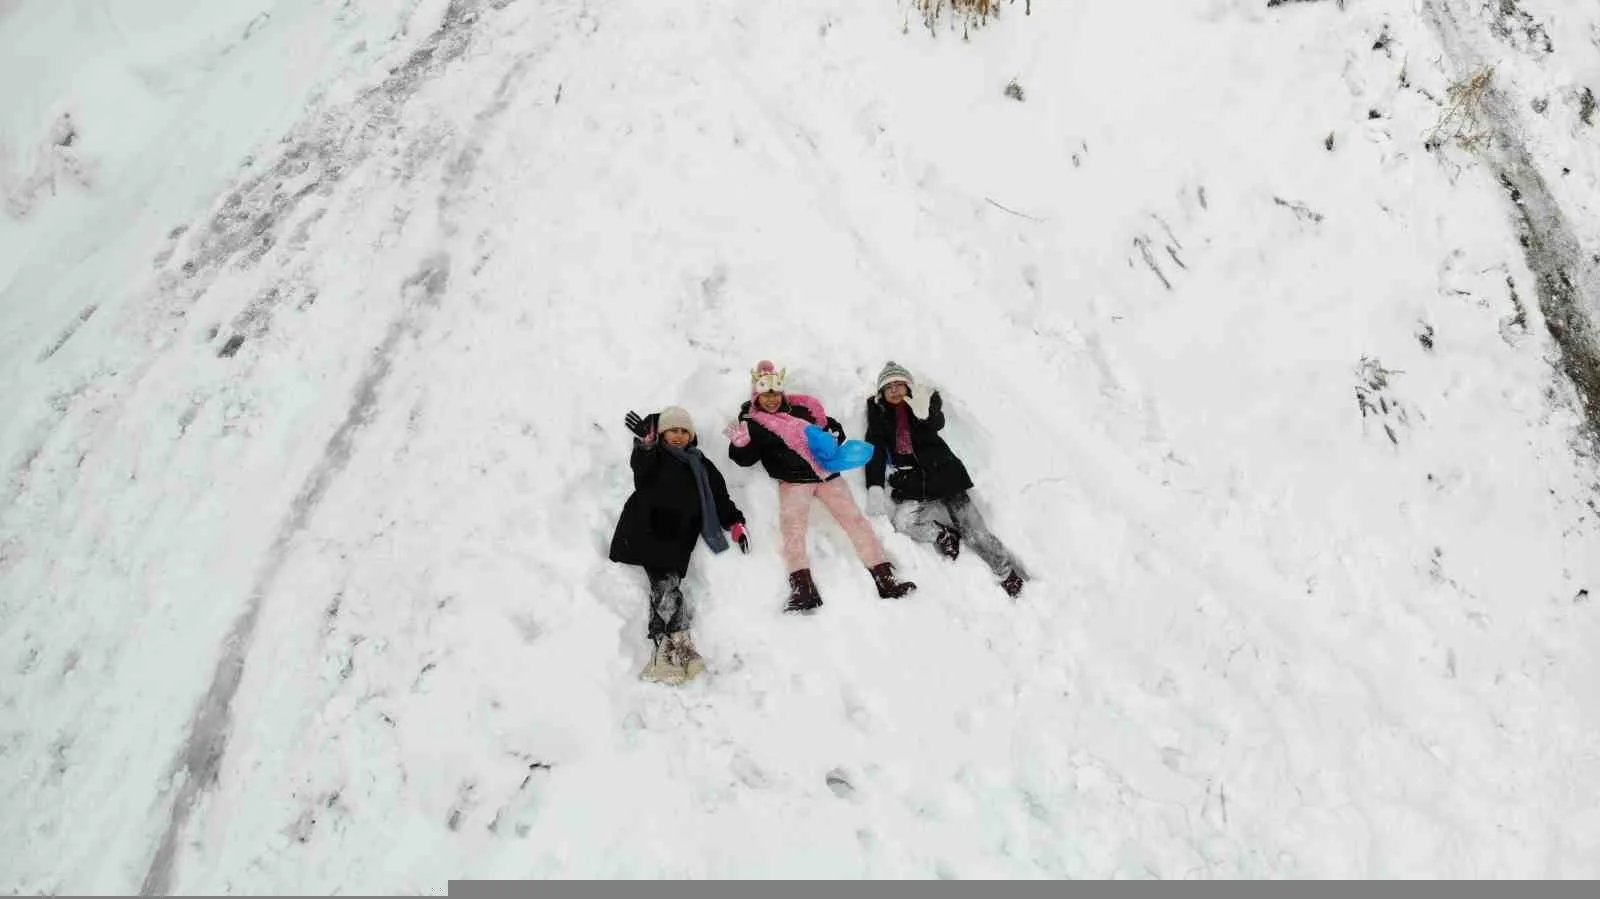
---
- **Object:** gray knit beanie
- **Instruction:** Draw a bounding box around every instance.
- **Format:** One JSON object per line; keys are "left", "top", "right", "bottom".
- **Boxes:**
{"left": 875, "top": 361, "right": 914, "bottom": 394}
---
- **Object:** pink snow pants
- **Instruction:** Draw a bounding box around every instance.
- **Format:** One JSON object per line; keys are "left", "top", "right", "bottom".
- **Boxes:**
{"left": 778, "top": 479, "right": 886, "bottom": 574}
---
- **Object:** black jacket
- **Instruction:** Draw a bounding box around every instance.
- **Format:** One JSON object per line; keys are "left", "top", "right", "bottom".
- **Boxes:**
{"left": 728, "top": 395, "right": 845, "bottom": 484}
{"left": 610, "top": 416, "right": 744, "bottom": 577}
{"left": 863, "top": 390, "right": 973, "bottom": 502}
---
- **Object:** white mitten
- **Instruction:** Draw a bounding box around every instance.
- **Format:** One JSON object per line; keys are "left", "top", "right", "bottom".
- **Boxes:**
{"left": 906, "top": 388, "right": 933, "bottom": 420}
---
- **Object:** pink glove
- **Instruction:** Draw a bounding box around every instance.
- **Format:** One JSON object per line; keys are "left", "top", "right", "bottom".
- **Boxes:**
{"left": 724, "top": 421, "right": 751, "bottom": 447}
{"left": 730, "top": 522, "right": 749, "bottom": 553}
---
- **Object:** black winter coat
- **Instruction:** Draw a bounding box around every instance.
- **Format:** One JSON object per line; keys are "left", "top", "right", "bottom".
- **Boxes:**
{"left": 609, "top": 420, "right": 744, "bottom": 577}
{"left": 728, "top": 395, "right": 846, "bottom": 484}
{"left": 863, "top": 390, "right": 974, "bottom": 502}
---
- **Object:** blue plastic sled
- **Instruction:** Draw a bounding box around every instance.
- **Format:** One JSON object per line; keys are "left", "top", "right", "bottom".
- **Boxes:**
{"left": 805, "top": 425, "right": 875, "bottom": 472}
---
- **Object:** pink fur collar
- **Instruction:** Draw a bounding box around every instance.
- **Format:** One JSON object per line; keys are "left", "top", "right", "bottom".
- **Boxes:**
{"left": 748, "top": 393, "right": 829, "bottom": 479}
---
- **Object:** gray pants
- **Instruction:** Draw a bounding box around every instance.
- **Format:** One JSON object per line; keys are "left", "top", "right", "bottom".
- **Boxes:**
{"left": 644, "top": 568, "right": 688, "bottom": 639}
{"left": 889, "top": 490, "right": 1022, "bottom": 578}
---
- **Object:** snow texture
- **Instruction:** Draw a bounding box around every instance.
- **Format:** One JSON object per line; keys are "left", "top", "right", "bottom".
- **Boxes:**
{"left": 3, "top": 0, "right": 1600, "bottom": 889}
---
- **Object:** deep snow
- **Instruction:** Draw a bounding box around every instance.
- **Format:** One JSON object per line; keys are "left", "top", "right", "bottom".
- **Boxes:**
{"left": 3, "top": 0, "right": 1600, "bottom": 890}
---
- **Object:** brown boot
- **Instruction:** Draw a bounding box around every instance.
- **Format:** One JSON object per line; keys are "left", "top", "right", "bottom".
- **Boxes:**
{"left": 869, "top": 562, "right": 916, "bottom": 599}
{"left": 1000, "top": 570, "right": 1025, "bottom": 598}
{"left": 785, "top": 569, "right": 823, "bottom": 614}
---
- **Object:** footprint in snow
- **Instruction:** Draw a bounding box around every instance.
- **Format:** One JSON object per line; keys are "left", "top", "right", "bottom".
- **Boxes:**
{"left": 953, "top": 705, "right": 989, "bottom": 734}
{"left": 730, "top": 753, "right": 771, "bottom": 789}
{"left": 840, "top": 687, "right": 882, "bottom": 734}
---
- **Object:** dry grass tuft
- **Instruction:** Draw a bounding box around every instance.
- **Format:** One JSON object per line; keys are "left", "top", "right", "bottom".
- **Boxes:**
{"left": 910, "top": 0, "right": 1019, "bottom": 39}
{"left": 1425, "top": 66, "right": 1496, "bottom": 153}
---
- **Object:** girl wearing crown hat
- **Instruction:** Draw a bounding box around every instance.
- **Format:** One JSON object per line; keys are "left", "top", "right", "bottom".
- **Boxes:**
{"left": 725, "top": 360, "right": 916, "bottom": 613}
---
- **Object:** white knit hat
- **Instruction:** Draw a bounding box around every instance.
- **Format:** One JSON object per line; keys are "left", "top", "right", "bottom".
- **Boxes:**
{"left": 658, "top": 406, "right": 695, "bottom": 436}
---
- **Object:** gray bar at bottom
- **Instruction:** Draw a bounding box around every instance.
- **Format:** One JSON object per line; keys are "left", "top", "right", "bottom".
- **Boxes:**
{"left": 449, "top": 881, "right": 1599, "bottom": 899}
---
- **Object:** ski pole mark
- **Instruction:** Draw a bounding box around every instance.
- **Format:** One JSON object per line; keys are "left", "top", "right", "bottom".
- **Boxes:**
{"left": 1134, "top": 236, "right": 1171, "bottom": 291}
{"left": 37, "top": 304, "right": 99, "bottom": 362}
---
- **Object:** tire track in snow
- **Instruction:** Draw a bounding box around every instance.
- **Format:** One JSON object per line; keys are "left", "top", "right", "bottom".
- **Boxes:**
{"left": 150, "top": 0, "right": 516, "bottom": 327}
{"left": 139, "top": 253, "right": 451, "bottom": 895}
{"left": 1422, "top": 0, "right": 1600, "bottom": 448}
{"left": 136, "top": 2, "right": 523, "bottom": 892}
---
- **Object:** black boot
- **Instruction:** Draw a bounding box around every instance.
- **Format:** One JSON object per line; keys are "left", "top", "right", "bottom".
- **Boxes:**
{"left": 785, "top": 569, "right": 823, "bottom": 614}
{"left": 1000, "top": 569, "right": 1025, "bottom": 598}
{"left": 869, "top": 562, "right": 916, "bottom": 599}
{"left": 934, "top": 523, "right": 961, "bottom": 561}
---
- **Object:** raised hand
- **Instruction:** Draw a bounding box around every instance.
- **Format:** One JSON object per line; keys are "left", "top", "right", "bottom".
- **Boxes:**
{"left": 624, "top": 410, "right": 648, "bottom": 437}
{"left": 906, "top": 390, "right": 932, "bottom": 420}
{"left": 724, "top": 420, "right": 751, "bottom": 447}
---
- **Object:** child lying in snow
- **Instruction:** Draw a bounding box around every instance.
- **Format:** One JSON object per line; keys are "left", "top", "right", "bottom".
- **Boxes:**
{"left": 862, "top": 362, "right": 1028, "bottom": 598}
{"left": 724, "top": 359, "right": 916, "bottom": 614}
{"left": 608, "top": 406, "right": 747, "bottom": 684}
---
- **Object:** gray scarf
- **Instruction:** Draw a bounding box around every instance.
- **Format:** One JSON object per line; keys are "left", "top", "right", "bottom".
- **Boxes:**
{"left": 660, "top": 442, "right": 729, "bottom": 554}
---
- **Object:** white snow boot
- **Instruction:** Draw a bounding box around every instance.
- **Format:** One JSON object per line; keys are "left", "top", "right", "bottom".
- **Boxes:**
{"left": 640, "top": 634, "right": 686, "bottom": 685}
{"left": 668, "top": 630, "right": 706, "bottom": 681}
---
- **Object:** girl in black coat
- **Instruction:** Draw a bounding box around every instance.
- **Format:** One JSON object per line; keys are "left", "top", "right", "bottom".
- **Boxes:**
{"left": 609, "top": 406, "right": 747, "bottom": 683}
{"left": 862, "top": 362, "right": 1027, "bottom": 598}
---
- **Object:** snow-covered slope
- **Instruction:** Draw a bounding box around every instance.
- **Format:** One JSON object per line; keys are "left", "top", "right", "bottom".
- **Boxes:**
{"left": 3, "top": 0, "right": 1599, "bottom": 889}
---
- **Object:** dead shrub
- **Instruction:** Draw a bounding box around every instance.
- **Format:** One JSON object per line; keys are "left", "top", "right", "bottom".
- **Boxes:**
{"left": 910, "top": 0, "right": 1023, "bottom": 38}
{"left": 1425, "top": 66, "right": 1496, "bottom": 153}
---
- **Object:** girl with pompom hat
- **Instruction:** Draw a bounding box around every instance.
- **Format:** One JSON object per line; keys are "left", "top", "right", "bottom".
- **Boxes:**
{"left": 863, "top": 362, "right": 1028, "bottom": 598}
